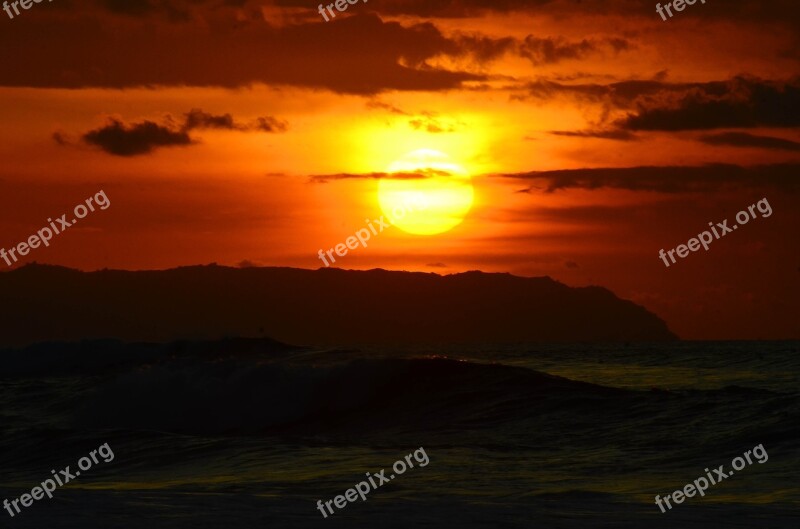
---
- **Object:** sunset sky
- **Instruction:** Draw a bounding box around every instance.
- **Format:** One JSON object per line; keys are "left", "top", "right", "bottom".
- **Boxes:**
{"left": 0, "top": 0, "right": 798, "bottom": 340}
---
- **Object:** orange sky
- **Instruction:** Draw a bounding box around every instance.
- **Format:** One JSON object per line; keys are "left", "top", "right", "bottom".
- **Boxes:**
{"left": 0, "top": 0, "right": 798, "bottom": 339}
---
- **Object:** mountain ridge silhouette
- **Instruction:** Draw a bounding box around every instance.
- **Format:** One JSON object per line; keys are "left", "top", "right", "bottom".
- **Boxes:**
{"left": 0, "top": 263, "right": 677, "bottom": 346}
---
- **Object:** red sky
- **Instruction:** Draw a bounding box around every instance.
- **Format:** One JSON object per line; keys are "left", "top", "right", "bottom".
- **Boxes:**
{"left": 0, "top": 0, "right": 798, "bottom": 340}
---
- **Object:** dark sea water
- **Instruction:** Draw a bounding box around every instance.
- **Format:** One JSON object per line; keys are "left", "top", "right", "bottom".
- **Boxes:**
{"left": 0, "top": 339, "right": 798, "bottom": 528}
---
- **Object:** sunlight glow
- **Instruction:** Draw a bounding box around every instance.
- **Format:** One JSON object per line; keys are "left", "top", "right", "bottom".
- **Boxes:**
{"left": 378, "top": 149, "right": 474, "bottom": 235}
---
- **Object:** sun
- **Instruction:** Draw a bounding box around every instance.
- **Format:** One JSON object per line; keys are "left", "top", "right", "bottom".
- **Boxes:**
{"left": 378, "top": 149, "right": 474, "bottom": 235}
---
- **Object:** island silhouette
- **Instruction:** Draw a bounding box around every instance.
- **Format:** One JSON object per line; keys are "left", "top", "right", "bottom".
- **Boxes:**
{"left": 0, "top": 264, "right": 676, "bottom": 347}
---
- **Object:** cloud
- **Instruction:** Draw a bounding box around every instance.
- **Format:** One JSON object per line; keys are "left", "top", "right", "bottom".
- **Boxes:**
{"left": 699, "top": 132, "right": 800, "bottom": 151}
{"left": 521, "top": 78, "right": 702, "bottom": 107}
{"left": 309, "top": 169, "right": 451, "bottom": 183}
{"left": 366, "top": 102, "right": 463, "bottom": 132}
{"left": 519, "top": 36, "right": 631, "bottom": 65}
{"left": 81, "top": 109, "right": 287, "bottom": 156}
{"left": 502, "top": 163, "right": 800, "bottom": 194}
{"left": 83, "top": 119, "right": 192, "bottom": 156}
{"left": 379, "top": 0, "right": 800, "bottom": 26}
{"left": 520, "top": 36, "right": 596, "bottom": 65}
{"left": 252, "top": 117, "right": 289, "bottom": 133}
{"left": 618, "top": 77, "right": 800, "bottom": 131}
{"left": 0, "top": 12, "right": 488, "bottom": 93}
{"left": 182, "top": 109, "right": 288, "bottom": 132}
{"left": 455, "top": 34, "right": 517, "bottom": 63}
{"left": 363, "top": 0, "right": 800, "bottom": 31}
{"left": 51, "top": 131, "right": 70, "bottom": 146}
{"left": 366, "top": 101, "right": 411, "bottom": 115}
{"left": 549, "top": 129, "right": 638, "bottom": 141}
{"left": 409, "top": 118, "right": 454, "bottom": 133}
{"left": 408, "top": 112, "right": 463, "bottom": 133}
{"left": 183, "top": 109, "right": 238, "bottom": 131}
{"left": 522, "top": 76, "right": 800, "bottom": 132}
{"left": 274, "top": 0, "right": 558, "bottom": 18}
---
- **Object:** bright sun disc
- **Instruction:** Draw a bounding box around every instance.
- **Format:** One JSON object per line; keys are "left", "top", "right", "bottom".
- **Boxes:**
{"left": 378, "top": 149, "right": 474, "bottom": 235}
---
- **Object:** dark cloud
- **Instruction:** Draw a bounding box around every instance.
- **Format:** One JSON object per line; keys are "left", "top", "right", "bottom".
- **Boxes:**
{"left": 455, "top": 35, "right": 516, "bottom": 63}
{"left": 618, "top": 77, "right": 800, "bottom": 131}
{"left": 81, "top": 109, "right": 286, "bottom": 156}
{"left": 11, "top": 0, "right": 786, "bottom": 96}
{"left": 606, "top": 37, "right": 632, "bottom": 53}
{"left": 502, "top": 163, "right": 800, "bottom": 194}
{"left": 520, "top": 78, "right": 706, "bottom": 107}
{"left": 274, "top": 0, "right": 558, "bottom": 18}
{"left": 252, "top": 117, "right": 289, "bottom": 133}
{"left": 520, "top": 36, "right": 596, "bottom": 65}
{"left": 523, "top": 76, "right": 800, "bottom": 132}
{"left": 181, "top": 109, "right": 288, "bottom": 132}
{"left": 183, "top": 109, "right": 238, "bottom": 131}
{"left": 373, "top": 0, "right": 800, "bottom": 30}
{"left": 163, "top": 0, "right": 800, "bottom": 24}
{"left": 549, "top": 129, "right": 637, "bottom": 141}
{"left": 699, "top": 132, "right": 800, "bottom": 151}
{"left": 83, "top": 119, "right": 192, "bottom": 156}
{"left": 518, "top": 36, "right": 632, "bottom": 65}
{"left": 426, "top": 262, "right": 448, "bottom": 268}
{"left": 0, "top": 12, "right": 487, "bottom": 93}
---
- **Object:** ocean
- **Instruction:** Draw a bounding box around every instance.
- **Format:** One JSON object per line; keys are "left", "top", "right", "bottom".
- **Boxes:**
{"left": 0, "top": 339, "right": 797, "bottom": 528}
